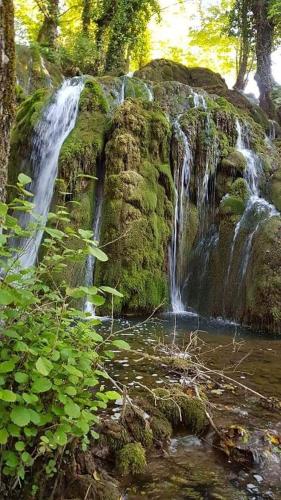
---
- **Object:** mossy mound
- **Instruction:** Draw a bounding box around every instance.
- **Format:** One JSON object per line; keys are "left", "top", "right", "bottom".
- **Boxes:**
{"left": 244, "top": 216, "right": 281, "bottom": 333}
{"left": 135, "top": 59, "right": 269, "bottom": 128}
{"left": 269, "top": 165, "right": 281, "bottom": 211}
{"left": 95, "top": 99, "right": 173, "bottom": 314}
{"left": 116, "top": 442, "right": 147, "bottom": 476}
{"left": 8, "top": 88, "right": 51, "bottom": 187}
{"left": 150, "top": 387, "right": 207, "bottom": 434}
{"left": 221, "top": 150, "right": 246, "bottom": 174}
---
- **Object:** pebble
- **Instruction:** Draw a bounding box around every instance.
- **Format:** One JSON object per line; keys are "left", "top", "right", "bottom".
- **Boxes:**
{"left": 247, "top": 483, "right": 259, "bottom": 493}
{"left": 253, "top": 474, "right": 263, "bottom": 483}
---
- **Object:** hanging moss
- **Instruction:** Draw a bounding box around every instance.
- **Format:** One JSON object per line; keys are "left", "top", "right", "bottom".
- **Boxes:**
{"left": 116, "top": 443, "right": 147, "bottom": 476}
{"left": 95, "top": 99, "right": 172, "bottom": 314}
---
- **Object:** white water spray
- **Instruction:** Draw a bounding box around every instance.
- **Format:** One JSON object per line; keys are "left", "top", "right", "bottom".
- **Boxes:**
{"left": 17, "top": 77, "right": 84, "bottom": 268}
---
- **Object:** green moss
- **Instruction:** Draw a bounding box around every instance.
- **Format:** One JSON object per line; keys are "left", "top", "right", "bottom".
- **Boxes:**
{"left": 12, "top": 88, "right": 50, "bottom": 143}
{"left": 80, "top": 78, "right": 110, "bottom": 113}
{"left": 221, "top": 150, "right": 246, "bottom": 173}
{"left": 117, "top": 443, "right": 146, "bottom": 476}
{"left": 150, "top": 416, "right": 173, "bottom": 442}
{"left": 95, "top": 99, "right": 172, "bottom": 314}
{"left": 124, "top": 77, "right": 153, "bottom": 101}
{"left": 151, "top": 387, "right": 207, "bottom": 434}
{"left": 229, "top": 178, "right": 250, "bottom": 202}
{"left": 99, "top": 423, "right": 130, "bottom": 453}
{"left": 220, "top": 194, "right": 246, "bottom": 216}
{"left": 8, "top": 88, "right": 51, "bottom": 186}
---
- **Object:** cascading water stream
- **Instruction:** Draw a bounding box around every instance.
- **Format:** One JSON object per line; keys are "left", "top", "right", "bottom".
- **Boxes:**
{"left": 170, "top": 120, "right": 193, "bottom": 313}
{"left": 16, "top": 77, "right": 84, "bottom": 268}
{"left": 169, "top": 91, "right": 212, "bottom": 314}
{"left": 224, "top": 120, "right": 279, "bottom": 310}
{"left": 84, "top": 165, "right": 105, "bottom": 315}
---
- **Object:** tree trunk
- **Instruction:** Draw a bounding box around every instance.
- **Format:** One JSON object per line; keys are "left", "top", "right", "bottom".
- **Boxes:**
{"left": 82, "top": 0, "right": 91, "bottom": 36}
{"left": 234, "top": 0, "right": 251, "bottom": 92}
{"left": 234, "top": 43, "right": 249, "bottom": 91}
{"left": 252, "top": 0, "right": 275, "bottom": 117}
{"left": 0, "top": 0, "right": 15, "bottom": 203}
{"left": 37, "top": 0, "right": 59, "bottom": 48}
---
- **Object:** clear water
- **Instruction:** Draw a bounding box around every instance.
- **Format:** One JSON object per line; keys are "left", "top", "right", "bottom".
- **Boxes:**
{"left": 100, "top": 315, "right": 281, "bottom": 499}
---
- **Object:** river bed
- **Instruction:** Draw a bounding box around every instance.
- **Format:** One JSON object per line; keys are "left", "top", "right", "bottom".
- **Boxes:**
{"left": 99, "top": 314, "right": 281, "bottom": 499}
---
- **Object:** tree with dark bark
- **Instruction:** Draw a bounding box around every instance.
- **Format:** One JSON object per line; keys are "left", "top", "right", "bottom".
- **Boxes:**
{"left": 228, "top": 0, "right": 255, "bottom": 91}
{"left": 0, "top": 0, "right": 15, "bottom": 203}
{"left": 82, "top": 0, "right": 92, "bottom": 36}
{"left": 252, "top": 0, "right": 276, "bottom": 117}
{"left": 36, "top": 0, "right": 60, "bottom": 49}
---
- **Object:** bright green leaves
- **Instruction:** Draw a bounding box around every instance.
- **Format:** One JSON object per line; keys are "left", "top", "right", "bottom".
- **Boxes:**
{"left": 15, "top": 372, "right": 29, "bottom": 384}
{"left": 31, "top": 377, "right": 52, "bottom": 393}
{"left": 0, "top": 287, "right": 15, "bottom": 305}
{"left": 112, "top": 339, "right": 131, "bottom": 350}
{"left": 0, "top": 181, "right": 119, "bottom": 485}
{"left": 64, "top": 401, "right": 81, "bottom": 419}
{"left": 87, "top": 246, "right": 108, "bottom": 262}
{"left": 54, "top": 429, "right": 68, "bottom": 446}
{"left": 35, "top": 357, "right": 53, "bottom": 376}
{"left": 10, "top": 407, "right": 31, "bottom": 427}
{"left": 0, "top": 390, "right": 17, "bottom": 402}
{"left": 0, "top": 429, "right": 9, "bottom": 444}
{"left": 100, "top": 286, "right": 123, "bottom": 298}
{"left": 0, "top": 360, "right": 16, "bottom": 373}
{"left": 18, "top": 173, "right": 32, "bottom": 186}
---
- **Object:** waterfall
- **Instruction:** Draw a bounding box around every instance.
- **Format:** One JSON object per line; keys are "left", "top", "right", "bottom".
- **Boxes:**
{"left": 84, "top": 163, "right": 105, "bottom": 315}
{"left": 225, "top": 120, "right": 278, "bottom": 311}
{"left": 16, "top": 77, "right": 84, "bottom": 268}
{"left": 169, "top": 92, "right": 214, "bottom": 313}
{"left": 169, "top": 120, "right": 193, "bottom": 313}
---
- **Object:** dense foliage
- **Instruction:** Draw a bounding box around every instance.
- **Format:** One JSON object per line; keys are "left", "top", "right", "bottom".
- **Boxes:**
{"left": 0, "top": 174, "right": 128, "bottom": 488}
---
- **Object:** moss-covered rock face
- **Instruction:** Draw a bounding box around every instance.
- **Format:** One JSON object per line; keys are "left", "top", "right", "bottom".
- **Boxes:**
{"left": 8, "top": 88, "right": 51, "bottom": 187}
{"left": 95, "top": 99, "right": 173, "bottom": 314}
{"left": 244, "top": 216, "right": 281, "bottom": 333}
{"left": 16, "top": 44, "right": 63, "bottom": 96}
{"left": 117, "top": 442, "right": 147, "bottom": 476}
{"left": 135, "top": 59, "right": 269, "bottom": 128}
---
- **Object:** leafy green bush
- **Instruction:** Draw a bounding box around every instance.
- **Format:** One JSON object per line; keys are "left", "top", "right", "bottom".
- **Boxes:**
{"left": 0, "top": 174, "right": 128, "bottom": 486}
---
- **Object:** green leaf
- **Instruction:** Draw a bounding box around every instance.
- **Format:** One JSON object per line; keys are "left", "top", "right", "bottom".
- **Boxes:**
{"left": 45, "top": 227, "right": 65, "bottom": 240}
{"left": 28, "top": 409, "right": 41, "bottom": 425}
{"left": 0, "top": 202, "right": 8, "bottom": 217}
{"left": 18, "top": 173, "right": 32, "bottom": 186}
{"left": 22, "top": 393, "right": 38, "bottom": 404}
{"left": 15, "top": 372, "right": 29, "bottom": 384}
{"left": 0, "top": 288, "right": 14, "bottom": 305}
{"left": 54, "top": 429, "right": 68, "bottom": 446}
{"left": 88, "top": 295, "right": 105, "bottom": 306}
{"left": 88, "top": 246, "right": 108, "bottom": 262}
{"left": 15, "top": 441, "right": 25, "bottom": 451}
{"left": 111, "top": 339, "right": 131, "bottom": 350}
{"left": 0, "top": 360, "right": 16, "bottom": 373}
{"left": 21, "top": 451, "right": 33, "bottom": 465}
{"left": 63, "top": 365, "right": 83, "bottom": 378}
{"left": 36, "top": 357, "right": 53, "bottom": 376}
{"left": 0, "top": 389, "right": 17, "bottom": 402}
{"left": 8, "top": 424, "right": 20, "bottom": 437}
{"left": 100, "top": 286, "right": 123, "bottom": 298}
{"left": 31, "top": 377, "right": 52, "bottom": 393}
{"left": 10, "top": 407, "right": 31, "bottom": 427}
{"left": 0, "top": 428, "right": 9, "bottom": 444}
{"left": 105, "top": 391, "right": 121, "bottom": 401}
{"left": 65, "top": 386, "right": 77, "bottom": 396}
{"left": 78, "top": 229, "right": 93, "bottom": 240}
{"left": 64, "top": 401, "right": 81, "bottom": 419}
